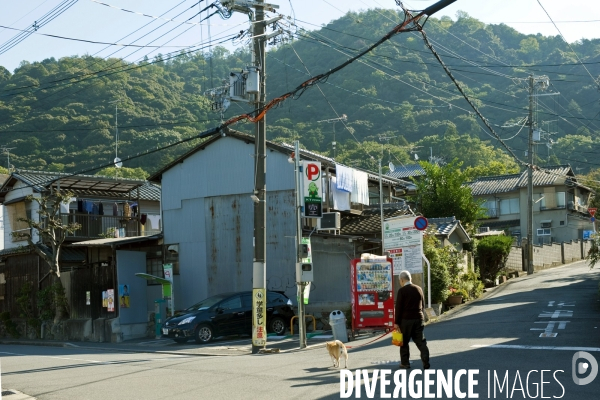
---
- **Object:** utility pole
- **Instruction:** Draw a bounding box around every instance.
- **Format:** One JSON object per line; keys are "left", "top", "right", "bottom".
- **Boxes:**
{"left": 293, "top": 140, "right": 306, "bottom": 349}
{"left": 316, "top": 114, "right": 347, "bottom": 160}
{"left": 526, "top": 75, "right": 549, "bottom": 275}
{"left": 527, "top": 76, "right": 535, "bottom": 276}
{"left": 252, "top": 0, "right": 267, "bottom": 355}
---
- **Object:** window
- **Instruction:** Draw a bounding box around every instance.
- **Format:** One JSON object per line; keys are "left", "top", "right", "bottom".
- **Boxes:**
{"left": 500, "top": 198, "right": 520, "bottom": 215}
{"left": 541, "top": 192, "right": 566, "bottom": 209}
{"left": 146, "top": 258, "right": 163, "bottom": 285}
{"left": 556, "top": 192, "right": 566, "bottom": 208}
{"left": 537, "top": 228, "right": 551, "bottom": 236}
{"left": 219, "top": 295, "right": 242, "bottom": 310}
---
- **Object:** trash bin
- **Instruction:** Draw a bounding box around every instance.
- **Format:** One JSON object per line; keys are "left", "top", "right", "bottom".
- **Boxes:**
{"left": 329, "top": 310, "right": 348, "bottom": 343}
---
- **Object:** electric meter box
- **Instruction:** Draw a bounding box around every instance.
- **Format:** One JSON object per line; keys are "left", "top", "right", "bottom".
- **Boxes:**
{"left": 296, "top": 262, "right": 313, "bottom": 282}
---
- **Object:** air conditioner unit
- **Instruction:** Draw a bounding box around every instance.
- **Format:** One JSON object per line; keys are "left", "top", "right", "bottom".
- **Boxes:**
{"left": 317, "top": 212, "right": 341, "bottom": 230}
{"left": 478, "top": 227, "right": 490, "bottom": 233}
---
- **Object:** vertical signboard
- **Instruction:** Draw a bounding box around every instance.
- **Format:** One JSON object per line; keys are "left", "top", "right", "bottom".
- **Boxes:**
{"left": 383, "top": 216, "right": 423, "bottom": 275}
{"left": 163, "top": 263, "right": 174, "bottom": 317}
{"left": 252, "top": 288, "right": 267, "bottom": 347}
{"left": 302, "top": 160, "right": 322, "bottom": 218}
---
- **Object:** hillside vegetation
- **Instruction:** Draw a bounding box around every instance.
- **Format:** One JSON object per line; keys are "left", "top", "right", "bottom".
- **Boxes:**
{"left": 0, "top": 10, "right": 599, "bottom": 178}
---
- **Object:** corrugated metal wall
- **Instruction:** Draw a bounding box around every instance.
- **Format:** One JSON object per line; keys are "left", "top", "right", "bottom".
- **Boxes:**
{"left": 161, "top": 135, "right": 355, "bottom": 308}
{"left": 309, "top": 236, "right": 355, "bottom": 305}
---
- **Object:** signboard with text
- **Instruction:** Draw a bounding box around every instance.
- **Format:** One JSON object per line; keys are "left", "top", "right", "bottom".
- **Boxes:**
{"left": 383, "top": 216, "right": 423, "bottom": 275}
{"left": 302, "top": 160, "right": 322, "bottom": 218}
{"left": 252, "top": 288, "right": 267, "bottom": 347}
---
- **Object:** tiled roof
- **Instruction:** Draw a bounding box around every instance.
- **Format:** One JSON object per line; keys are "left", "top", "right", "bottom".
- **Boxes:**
{"left": 467, "top": 165, "right": 581, "bottom": 196}
{"left": 1, "top": 170, "right": 160, "bottom": 202}
{"left": 386, "top": 164, "right": 426, "bottom": 179}
{"left": 425, "top": 216, "right": 471, "bottom": 243}
{"left": 340, "top": 205, "right": 411, "bottom": 236}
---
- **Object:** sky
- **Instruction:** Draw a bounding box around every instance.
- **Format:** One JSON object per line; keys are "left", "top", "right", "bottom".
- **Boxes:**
{"left": 0, "top": 0, "right": 600, "bottom": 72}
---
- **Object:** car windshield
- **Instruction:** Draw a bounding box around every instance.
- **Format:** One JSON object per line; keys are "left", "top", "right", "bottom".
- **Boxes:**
{"left": 185, "top": 294, "right": 230, "bottom": 311}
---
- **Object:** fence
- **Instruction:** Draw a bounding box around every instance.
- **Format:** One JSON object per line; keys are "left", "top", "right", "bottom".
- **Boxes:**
{"left": 506, "top": 239, "right": 592, "bottom": 272}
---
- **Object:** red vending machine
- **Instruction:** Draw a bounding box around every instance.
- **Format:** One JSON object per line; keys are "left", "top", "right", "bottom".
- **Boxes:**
{"left": 350, "top": 257, "right": 395, "bottom": 332}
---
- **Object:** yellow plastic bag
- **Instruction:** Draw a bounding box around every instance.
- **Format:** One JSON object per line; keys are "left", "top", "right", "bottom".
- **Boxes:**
{"left": 392, "top": 331, "right": 403, "bottom": 346}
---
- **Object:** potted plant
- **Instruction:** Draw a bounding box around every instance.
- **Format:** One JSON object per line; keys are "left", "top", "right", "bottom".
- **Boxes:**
{"left": 447, "top": 287, "right": 463, "bottom": 306}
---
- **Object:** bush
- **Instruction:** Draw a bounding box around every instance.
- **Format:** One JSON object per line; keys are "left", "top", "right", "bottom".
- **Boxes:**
{"left": 423, "top": 235, "right": 451, "bottom": 304}
{"left": 0, "top": 312, "right": 20, "bottom": 338}
{"left": 475, "top": 236, "right": 513, "bottom": 284}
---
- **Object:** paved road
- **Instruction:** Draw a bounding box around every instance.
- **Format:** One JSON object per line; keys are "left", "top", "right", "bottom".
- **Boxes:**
{"left": 1, "top": 261, "right": 598, "bottom": 399}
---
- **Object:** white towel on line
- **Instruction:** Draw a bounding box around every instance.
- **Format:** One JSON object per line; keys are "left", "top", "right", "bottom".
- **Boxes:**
{"left": 335, "top": 164, "right": 354, "bottom": 192}
{"left": 330, "top": 177, "right": 351, "bottom": 211}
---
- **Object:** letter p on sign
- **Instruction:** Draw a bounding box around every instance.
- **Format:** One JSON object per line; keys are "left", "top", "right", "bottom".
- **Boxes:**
{"left": 306, "top": 163, "right": 320, "bottom": 181}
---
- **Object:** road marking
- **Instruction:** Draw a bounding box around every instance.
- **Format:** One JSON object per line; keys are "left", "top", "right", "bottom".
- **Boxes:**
{"left": 547, "top": 301, "right": 555, "bottom": 307}
{"left": 530, "top": 321, "right": 569, "bottom": 332}
{"left": 538, "top": 310, "right": 573, "bottom": 318}
{"left": 472, "top": 344, "right": 600, "bottom": 352}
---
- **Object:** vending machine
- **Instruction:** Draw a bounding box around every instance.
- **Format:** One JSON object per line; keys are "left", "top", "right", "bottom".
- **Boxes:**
{"left": 350, "top": 257, "right": 395, "bottom": 331}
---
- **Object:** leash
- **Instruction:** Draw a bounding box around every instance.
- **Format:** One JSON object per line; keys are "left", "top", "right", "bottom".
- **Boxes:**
{"left": 345, "top": 330, "right": 391, "bottom": 349}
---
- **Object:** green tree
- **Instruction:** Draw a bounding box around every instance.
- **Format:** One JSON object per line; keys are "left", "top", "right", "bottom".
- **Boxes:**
{"left": 412, "top": 160, "right": 486, "bottom": 229}
{"left": 464, "top": 160, "right": 520, "bottom": 181}
{"left": 96, "top": 167, "right": 148, "bottom": 180}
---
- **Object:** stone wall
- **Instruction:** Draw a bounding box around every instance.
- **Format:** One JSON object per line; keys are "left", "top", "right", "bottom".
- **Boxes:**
{"left": 506, "top": 246, "right": 523, "bottom": 270}
{"left": 533, "top": 242, "right": 562, "bottom": 269}
{"left": 506, "top": 240, "right": 591, "bottom": 272}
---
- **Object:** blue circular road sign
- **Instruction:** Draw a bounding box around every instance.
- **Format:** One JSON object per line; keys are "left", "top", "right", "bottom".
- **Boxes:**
{"left": 591, "top": 217, "right": 596, "bottom": 222}
{"left": 414, "top": 216, "right": 428, "bottom": 231}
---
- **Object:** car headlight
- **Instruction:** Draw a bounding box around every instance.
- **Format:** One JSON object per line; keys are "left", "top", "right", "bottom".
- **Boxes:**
{"left": 178, "top": 316, "right": 195, "bottom": 325}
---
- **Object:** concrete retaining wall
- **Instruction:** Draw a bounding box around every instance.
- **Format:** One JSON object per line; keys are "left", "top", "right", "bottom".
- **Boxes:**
{"left": 507, "top": 240, "right": 591, "bottom": 272}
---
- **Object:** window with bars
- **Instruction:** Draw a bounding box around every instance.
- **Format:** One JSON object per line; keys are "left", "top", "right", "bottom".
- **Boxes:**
{"left": 146, "top": 258, "right": 164, "bottom": 285}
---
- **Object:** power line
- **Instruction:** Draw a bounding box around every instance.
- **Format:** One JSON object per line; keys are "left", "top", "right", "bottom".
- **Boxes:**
{"left": 0, "top": 0, "right": 79, "bottom": 56}
{"left": 0, "top": 24, "right": 197, "bottom": 48}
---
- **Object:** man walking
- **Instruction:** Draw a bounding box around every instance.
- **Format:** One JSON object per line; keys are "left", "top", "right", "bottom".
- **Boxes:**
{"left": 393, "top": 270, "right": 430, "bottom": 369}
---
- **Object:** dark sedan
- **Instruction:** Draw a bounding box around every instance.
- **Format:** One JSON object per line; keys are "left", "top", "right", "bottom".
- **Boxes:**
{"left": 162, "top": 290, "right": 295, "bottom": 344}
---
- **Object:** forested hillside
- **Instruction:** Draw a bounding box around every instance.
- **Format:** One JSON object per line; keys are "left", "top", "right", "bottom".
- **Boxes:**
{"left": 0, "top": 10, "right": 599, "bottom": 178}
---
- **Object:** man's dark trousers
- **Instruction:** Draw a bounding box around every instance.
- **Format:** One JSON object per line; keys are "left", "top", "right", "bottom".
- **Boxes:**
{"left": 400, "top": 319, "right": 430, "bottom": 367}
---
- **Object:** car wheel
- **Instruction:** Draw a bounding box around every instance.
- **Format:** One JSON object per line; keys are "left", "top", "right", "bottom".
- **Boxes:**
{"left": 195, "top": 324, "right": 214, "bottom": 344}
{"left": 173, "top": 338, "right": 188, "bottom": 344}
{"left": 268, "top": 316, "right": 287, "bottom": 335}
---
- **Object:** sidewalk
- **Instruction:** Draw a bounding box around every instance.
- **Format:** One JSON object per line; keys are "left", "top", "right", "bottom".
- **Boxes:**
{"left": 0, "top": 329, "right": 388, "bottom": 357}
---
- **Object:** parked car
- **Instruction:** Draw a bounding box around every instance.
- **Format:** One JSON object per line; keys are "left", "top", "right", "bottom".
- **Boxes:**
{"left": 162, "top": 290, "right": 295, "bottom": 344}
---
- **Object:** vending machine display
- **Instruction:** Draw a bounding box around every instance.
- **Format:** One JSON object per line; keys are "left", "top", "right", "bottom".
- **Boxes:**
{"left": 350, "top": 258, "right": 394, "bottom": 331}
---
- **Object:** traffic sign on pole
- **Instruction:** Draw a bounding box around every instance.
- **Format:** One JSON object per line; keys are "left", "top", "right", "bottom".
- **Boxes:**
{"left": 591, "top": 217, "right": 596, "bottom": 223}
{"left": 414, "top": 216, "right": 428, "bottom": 231}
{"left": 589, "top": 208, "right": 597, "bottom": 217}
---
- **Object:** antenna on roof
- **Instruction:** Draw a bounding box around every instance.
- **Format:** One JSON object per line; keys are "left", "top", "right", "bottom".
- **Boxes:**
{"left": 109, "top": 99, "right": 123, "bottom": 177}
{"left": 0, "top": 145, "right": 16, "bottom": 171}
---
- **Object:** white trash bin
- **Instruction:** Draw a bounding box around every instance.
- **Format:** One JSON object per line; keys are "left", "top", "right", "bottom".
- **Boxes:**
{"left": 329, "top": 310, "right": 348, "bottom": 343}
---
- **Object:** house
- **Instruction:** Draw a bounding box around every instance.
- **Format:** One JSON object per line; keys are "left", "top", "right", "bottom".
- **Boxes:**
{"left": 148, "top": 130, "right": 413, "bottom": 314}
{"left": 425, "top": 217, "right": 471, "bottom": 252}
{"left": 467, "top": 165, "right": 595, "bottom": 245}
{"left": 0, "top": 170, "right": 163, "bottom": 341}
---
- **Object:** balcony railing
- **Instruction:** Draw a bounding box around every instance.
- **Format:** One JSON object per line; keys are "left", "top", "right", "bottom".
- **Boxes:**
{"left": 49, "top": 213, "right": 160, "bottom": 240}
{"left": 484, "top": 208, "right": 499, "bottom": 219}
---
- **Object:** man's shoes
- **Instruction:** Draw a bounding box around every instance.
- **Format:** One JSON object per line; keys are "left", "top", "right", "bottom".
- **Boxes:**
{"left": 399, "top": 364, "right": 411, "bottom": 369}
{"left": 423, "top": 364, "right": 431, "bottom": 370}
